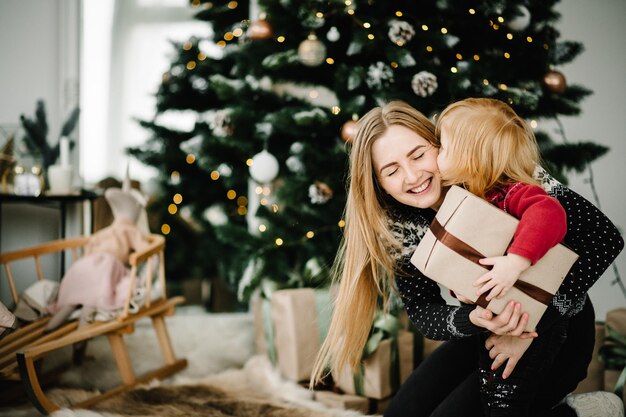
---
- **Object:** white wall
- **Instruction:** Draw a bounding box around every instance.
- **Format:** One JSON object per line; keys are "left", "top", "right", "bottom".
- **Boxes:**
{"left": 555, "top": 0, "right": 626, "bottom": 319}
{"left": 0, "top": 0, "right": 624, "bottom": 316}
{"left": 0, "top": 0, "right": 81, "bottom": 304}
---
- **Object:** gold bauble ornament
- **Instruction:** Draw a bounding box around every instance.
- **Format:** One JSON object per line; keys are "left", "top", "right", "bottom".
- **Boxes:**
{"left": 247, "top": 19, "right": 273, "bottom": 41}
{"left": 543, "top": 70, "right": 567, "bottom": 94}
{"left": 341, "top": 120, "right": 358, "bottom": 143}
{"left": 298, "top": 33, "right": 326, "bottom": 67}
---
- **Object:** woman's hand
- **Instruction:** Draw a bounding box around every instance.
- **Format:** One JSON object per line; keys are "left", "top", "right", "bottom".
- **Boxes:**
{"left": 469, "top": 301, "right": 538, "bottom": 338}
{"left": 485, "top": 334, "right": 534, "bottom": 379}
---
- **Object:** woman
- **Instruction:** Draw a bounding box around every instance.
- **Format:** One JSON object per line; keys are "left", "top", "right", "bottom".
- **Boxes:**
{"left": 311, "top": 101, "right": 624, "bottom": 416}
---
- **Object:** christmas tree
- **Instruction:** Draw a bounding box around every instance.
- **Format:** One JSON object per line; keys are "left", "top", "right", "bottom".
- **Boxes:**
{"left": 129, "top": 0, "right": 609, "bottom": 304}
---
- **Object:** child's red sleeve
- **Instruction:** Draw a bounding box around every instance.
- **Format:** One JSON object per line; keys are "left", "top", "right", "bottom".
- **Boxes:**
{"left": 505, "top": 184, "right": 567, "bottom": 264}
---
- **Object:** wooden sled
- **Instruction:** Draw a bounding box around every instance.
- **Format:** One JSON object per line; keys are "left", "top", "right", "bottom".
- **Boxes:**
{"left": 0, "top": 234, "right": 187, "bottom": 415}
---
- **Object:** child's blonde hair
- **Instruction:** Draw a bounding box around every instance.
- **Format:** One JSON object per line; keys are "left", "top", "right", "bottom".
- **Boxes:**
{"left": 435, "top": 98, "right": 540, "bottom": 198}
{"left": 310, "top": 101, "right": 438, "bottom": 387}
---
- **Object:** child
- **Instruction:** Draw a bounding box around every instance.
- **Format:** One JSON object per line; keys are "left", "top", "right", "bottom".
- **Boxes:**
{"left": 435, "top": 97, "right": 569, "bottom": 416}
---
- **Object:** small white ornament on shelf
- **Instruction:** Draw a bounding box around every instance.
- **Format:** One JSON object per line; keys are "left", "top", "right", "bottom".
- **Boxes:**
{"left": 249, "top": 150, "right": 279, "bottom": 183}
{"left": 48, "top": 136, "right": 73, "bottom": 194}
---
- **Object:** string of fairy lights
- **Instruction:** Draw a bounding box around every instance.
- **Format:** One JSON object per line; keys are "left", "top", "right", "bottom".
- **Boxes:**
{"left": 160, "top": 1, "right": 561, "bottom": 249}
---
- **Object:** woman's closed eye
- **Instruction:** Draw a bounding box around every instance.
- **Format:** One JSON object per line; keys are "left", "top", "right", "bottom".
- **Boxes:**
{"left": 385, "top": 167, "right": 398, "bottom": 177}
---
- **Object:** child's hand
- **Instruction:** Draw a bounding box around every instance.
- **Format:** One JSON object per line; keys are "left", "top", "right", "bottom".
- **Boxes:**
{"left": 474, "top": 254, "right": 531, "bottom": 301}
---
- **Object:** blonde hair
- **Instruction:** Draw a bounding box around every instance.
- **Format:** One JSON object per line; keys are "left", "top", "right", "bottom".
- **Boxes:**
{"left": 435, "top": 98, "right": 540, "bottom": 198}
{"left": 310, "top": 101, "right": 438, "bottom": 386}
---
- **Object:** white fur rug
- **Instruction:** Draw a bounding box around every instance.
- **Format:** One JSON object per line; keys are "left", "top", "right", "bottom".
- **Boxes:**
{"left": 0, "top": 307, "right": 371, "bottom": 417}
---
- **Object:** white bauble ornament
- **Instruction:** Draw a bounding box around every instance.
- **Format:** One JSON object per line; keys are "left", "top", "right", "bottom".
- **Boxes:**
{"left": 508, "top": 6, "right": 531, "bottom": 31}
{"left": 298, "top": 34, "right": 327, "bottom": 67}
{"left": 249, "top": 150, "right": 279, "bottom": 183}
{"left": 327, "top": 26, "right": 340, "bottom": 42}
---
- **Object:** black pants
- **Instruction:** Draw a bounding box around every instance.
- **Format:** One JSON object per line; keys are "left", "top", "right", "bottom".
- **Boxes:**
{"left": 384, "top": 299, "right": 595, "bottom": 417}
{"left": 477, "top": 316, "right": 569, "bottom": 416}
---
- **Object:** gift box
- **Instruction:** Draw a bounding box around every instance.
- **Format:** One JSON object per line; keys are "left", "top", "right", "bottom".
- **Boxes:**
{"left": 333, "top": 330, "right": 413, "bottom": 400}
{"left": 314, "top": 390, "right": 370, "bottom": 414}
{"left": 410, "top": 185, "right": 578, "bottom": 332}
{"left": 251, "top": 288, "right": 331, "bottom": 382}
{"left": 602, "top": 308, "right": 626, "bottom": 404}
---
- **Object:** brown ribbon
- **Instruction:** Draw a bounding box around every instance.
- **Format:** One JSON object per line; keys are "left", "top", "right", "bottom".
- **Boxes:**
{"left": 429, "top": 218, "right": 554, "bottom": 307}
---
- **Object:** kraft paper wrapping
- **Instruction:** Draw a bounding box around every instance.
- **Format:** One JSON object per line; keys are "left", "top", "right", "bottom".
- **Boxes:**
{"left": 411, "top": 186, "right": 578, "bottom": 332}
{"left": 334, "top": 330, "right": 414, "bottom": 400}
{"left": 270, "top": 288, "right": 328, "bottom": 382}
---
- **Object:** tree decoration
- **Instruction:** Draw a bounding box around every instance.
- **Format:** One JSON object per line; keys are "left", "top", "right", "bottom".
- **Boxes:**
{"left": 249, "top": 150, "right": 279, "bottom": 183}
{"left": 298, "top": 33, "right": 326, "bottom": 67}
{"left": 341, "top": 120, "right": 358, "bottom": 143}
{"left": 508, "top": 5, "right": 531, "bottom": 31}
{"left": 366, "top": 62, "right": 394, "bottom": 90}
{"left": 247, "top": 19, "right": 273, "bottom": 41}
{"left": 411, "top": 71, "right": 438, "bottom": 97}
{"left": 543, "top": 70, "right": 567, "bottom": 94}
{"left": 308, "top": 181, "right": 333, "bottom": 204}
{"left": 326, "top": 26, "right": 340, "bottom": 42}
{"left": 388, "top": 20, "right": 415, "bottom": 46}
{"left": 211, "top": 109, "right": 234, "bottom": 136}
{"left": 290, "top": 142, "right": 304, "bottom": 154}
{"left": 286, "top": 155, "right": 305, "bottom": 173}
{"left": 128, "top": 0, "right": 610, "bottom": 304}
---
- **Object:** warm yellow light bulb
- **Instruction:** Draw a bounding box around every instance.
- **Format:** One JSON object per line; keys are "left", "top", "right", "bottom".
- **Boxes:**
{"left": 186, "top": 154, "right": 196, "bottom": 164}
{"left": 186, "top": 61, "right": 196, "bottom": 70}
{"left": 275, "top": 238, "right": 284, "bottom": 246}
{"left": 210, "top": 171, "right": 220, "bottom": 180}
{"left": 277, "top": 36, "right": 285, "bottom": 43}
{"left": 326, "top": 57, "right": 335, "bottom": 64}
{"left": 168, "top": 204, "right": 178, "bottom": 214}
{"left": 306, "top": 231, "right": 315, "bottom": 238}
{"left": 338, "top": 219, "right": 346, "bottom": 228}
{"left": 161, "top": 224, "right": 171, "bottom": 235}
{"left": 259, "top": 224, "right": 267, "bottom": 232}
{"left": 173, "top": 193, "right": 183, "bottom": 204}
{"left": 227, "top": 190, "right": 237, "bottom": 199}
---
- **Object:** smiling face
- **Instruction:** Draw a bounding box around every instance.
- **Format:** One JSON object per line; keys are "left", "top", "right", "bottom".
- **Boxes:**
{"left": 371, "top": 124, "right": 445, "bottom": 210}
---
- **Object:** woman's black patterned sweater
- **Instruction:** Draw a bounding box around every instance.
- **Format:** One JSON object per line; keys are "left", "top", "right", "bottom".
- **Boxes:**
{"left": 392, "top": 172, "right": 624, "bottom": 340}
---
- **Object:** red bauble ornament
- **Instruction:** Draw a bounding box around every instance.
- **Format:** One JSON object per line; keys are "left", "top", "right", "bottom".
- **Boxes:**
{"left": 543, "top": 70, "right": 567, "bottom": 94}
{"left": 341, "top": 120, "right": 358, "bottom": 143}
{"left": 247, "top": 19, "right": 273, "bottom": 41}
